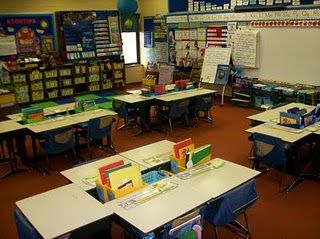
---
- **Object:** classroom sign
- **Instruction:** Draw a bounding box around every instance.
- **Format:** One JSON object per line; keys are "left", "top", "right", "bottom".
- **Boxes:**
{"left": 0, "top": 13, "right": 57, "bottom": 55}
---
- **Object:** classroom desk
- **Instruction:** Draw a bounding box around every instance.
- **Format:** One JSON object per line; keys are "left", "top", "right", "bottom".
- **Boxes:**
{"left": 16, "top": 184, "right": 110, "bottom": 239}
{"left": 176, "top": 159, "right": 260, "bottom": 201}
{"left": 154, "top": 88, "right": 216, "bottom": 103}
{"left": 60, "top": 155, "right": 145, "bottom": 191}
{"left": 69, "top": 108, "right": 117, "bottom": 124}
{"left": 0, "top": 120, "right": 27, "bottom": 178}
{"left": 113, "top": 94, "right": 151, "bottom": 104}
{"left": 245, "top": 123, "right": 315, "bottom": 192}
{"left": 119, "top": 140, "right": 174, "bottom": 169}
{"left": 246, "top": 102, "right": 315, "bottom": 124}
{"left": 0, "top": 119, "right": 26, "bottom": 133}
{"left": 245, "top": 123, "right": 311, "bottom": 144}
{"left": 25, "top": 116, "right": 78, "bottom": 134}
{"left": 45, "top": 102, "right": 75, "bottom": 114}
{"left": 112, "top": 159, "right": 259, "bottom": 234}
{"left": 7, "top": 108, "right": 55, "bottom": 122}
{"left": 112, "top": 177, "right": 208, "bottom": 234}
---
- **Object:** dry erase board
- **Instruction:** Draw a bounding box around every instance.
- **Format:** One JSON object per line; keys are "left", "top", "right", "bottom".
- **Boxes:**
{"left": 243, "top": 27, "right": 320, "bottom": 86}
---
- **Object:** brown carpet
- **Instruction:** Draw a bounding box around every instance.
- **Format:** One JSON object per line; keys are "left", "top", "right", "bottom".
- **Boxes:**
{"left": 1, "top": 99, "right": 320, "bottom": 239}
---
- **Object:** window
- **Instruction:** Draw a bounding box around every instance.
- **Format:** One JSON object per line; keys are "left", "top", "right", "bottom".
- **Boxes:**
{"left": 121, "top": 32, "right": 138, "bottom": 64}
{"left": 121, "top": 14, "right": 140, "bottom": 64}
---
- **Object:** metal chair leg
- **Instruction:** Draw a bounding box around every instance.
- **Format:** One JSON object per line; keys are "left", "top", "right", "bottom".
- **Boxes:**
{"left": 169, "top": 118, "right": 173, "bottom": 132}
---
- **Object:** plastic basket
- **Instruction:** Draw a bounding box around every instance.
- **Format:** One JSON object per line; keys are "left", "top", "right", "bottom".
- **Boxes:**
{"left": 102, "top": 82, "right": 113, "bottom": 90}
{"left": 89, "top": 83, "right": 100, "bottom": 91}
{"left": 62, "top": 78, "right": 72, "bottom": 86}
{"left": 59, "top": 68, "right": 71, "bottom": 76}
{"left": 113, "top": 62, "right": 124, "bottom": 70}
{"left": 48, "top": 89, "right": 59, "bottom": 99}
{"left": 31, "top": 82, "right": 43, "bottom": 91}
{"left": 61, "top": 88, "right": 74, "bottom": 96}
{"left": 89, "top": 74, "right": 100, "bottom": 82}
{"left": 74, "top": 76, "right": 86, "bottom": 84}
{"left": 45, "top": 79, "right": 58, "bottom": 89}
{"left": 29, "top": 70, "right": 43, "bottom": 81}
{"left": 12, "top": 74, "right": 26, "bottom": 83}
{"left": 142, "top": 170, "right": 168, "bottom": 185}
{"left": 44, "top": 69, "right": 58, "bottom": 78}
{"left": 88, "top": 65, "right": 100, "bottom": 73}
{"left": 142, "top": 78, "right": 156, "bottom": 86}
{"left": 32, "top": 91, "right": 44, "bottom": 101}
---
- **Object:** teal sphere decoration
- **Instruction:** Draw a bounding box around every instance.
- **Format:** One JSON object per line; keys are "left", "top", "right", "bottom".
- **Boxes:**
{"left": 117, "top": 0, "right": 138, "bottom": 17}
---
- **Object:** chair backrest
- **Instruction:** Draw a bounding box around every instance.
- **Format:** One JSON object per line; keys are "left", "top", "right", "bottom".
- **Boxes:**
{"left": 169, "top": 100, "right": 190, "bottom": 118}
{"left": 14, "top": 208, "right": 42, "bottom": 239}
{"left": 87, "top": 115, "right": 113, "bottom": 140}
{"left": 162, "top": 206, "right": 205, "bottom": 239}
{"left": 205, "top": 179, "right": 258, "bottom": 227}
{"left": 43, "top": 127, "right": 75, "bottom": 155}
{"left": 252, "top": 133, "right": 287, "bottom": 167}
{"left": 194, "top": 95, "right": 214, "bottom": 112}
{"left": 112, "top": 100, "right": 127, "bottom": 118}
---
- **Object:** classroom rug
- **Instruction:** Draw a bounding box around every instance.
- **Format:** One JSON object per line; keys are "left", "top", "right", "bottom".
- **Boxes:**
{"left": 96, "top": 101, "right": 113, "bottom": 109}
{"left": 18, "top": 90, "right": 121, "bottom": 112}
{"left": 74, "top": 93, "right": 101, "bottom": 101}
{"left": 31, "top": 101, "right": 58, "bottom": 109}
{"left": 53, "top": 97, "right": 74, "bottom": 105}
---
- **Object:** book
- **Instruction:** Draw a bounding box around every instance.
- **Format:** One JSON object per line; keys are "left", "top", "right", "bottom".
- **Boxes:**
{"left": 173, "top": 138, "right": 193, "bottom": 159}
{"left": 109, "top": 164, "right": 143, "bottom": 192}
{"left": 186, "top": 144, "right": 212, "bottom": 168}
{"left": 178, "top": 144, "right": 195, "bottom": 168}
{"left": 98, "top": 160, "right": 124, "bottom": 185}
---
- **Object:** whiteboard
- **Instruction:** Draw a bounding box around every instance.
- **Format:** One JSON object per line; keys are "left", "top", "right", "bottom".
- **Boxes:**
{"left": 200, "top": 47, "right": 232, "bottom": 84}
{"left": 243, "top": 27, "right": 320, "bottom": 86}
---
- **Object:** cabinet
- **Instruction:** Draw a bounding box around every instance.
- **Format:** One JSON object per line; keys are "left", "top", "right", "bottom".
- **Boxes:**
{"left": 7, "top": 58, "right": 126, "bottom": 104}
{"left": 112, "top": 60, "right": 125, "bottom": 88}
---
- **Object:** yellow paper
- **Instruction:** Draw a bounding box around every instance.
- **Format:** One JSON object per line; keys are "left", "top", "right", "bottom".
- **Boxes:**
{"left": 109, "top": 164, "right": 143, "bottom": 192}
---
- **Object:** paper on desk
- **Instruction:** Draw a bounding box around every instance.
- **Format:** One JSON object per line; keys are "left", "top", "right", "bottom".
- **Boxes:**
{"left": 118, "top": 181, "right": 178, "bottom": 210}
{"left": 82, "top": 175, "right": 98, "bottom": 186}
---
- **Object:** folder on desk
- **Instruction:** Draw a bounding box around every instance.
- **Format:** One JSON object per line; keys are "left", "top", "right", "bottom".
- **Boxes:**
{"left": 186, "top": 144, "right": 212, "bottom": 168}
{"left": 98, "top": 160, "right": 124, "bottom": 185}
{"left": 173, "top": 138, "right": 193, "bottom": 159}
{"left": 109, "top": 164, "right": 143, "bottom": 198}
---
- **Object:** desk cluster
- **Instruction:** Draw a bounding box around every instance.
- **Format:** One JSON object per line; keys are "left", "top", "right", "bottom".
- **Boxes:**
{"left": 15, "top": 140, "right": 259, "bottom": 238}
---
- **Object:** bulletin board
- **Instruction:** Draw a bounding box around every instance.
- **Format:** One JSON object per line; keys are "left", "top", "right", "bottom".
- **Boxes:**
{"left": 57, "top": 10, "right": 122, "bottom": 61}
{"left": 0, "top": 13, "right": 57, "bottom": 56}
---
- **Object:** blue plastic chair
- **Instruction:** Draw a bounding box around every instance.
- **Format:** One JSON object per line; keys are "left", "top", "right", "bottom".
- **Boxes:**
{"left": 40, "top": 126, "right": 78, "bottom": 164}
{"left": 191, "top": 95, "right": 214, "bottom": 123}
{"left": 252, "top": 132, "right": 288, "bottom": 191}
{"left": 81, "top": 115, "right": 116, "bottom": 159}
{"left": 205, "top": 179, "right": 258, "bottom": 239}
{"left": 112, "top": 99, "right": 140, "bottom": 131}
{"left": 131, "top": 207, "right": 205, "bottom": 239}
{"left": 159, "top": 99, "right": 190, "bottom": 132}
{"left": 14, "top": 208, "right": 42, "bottom": 239}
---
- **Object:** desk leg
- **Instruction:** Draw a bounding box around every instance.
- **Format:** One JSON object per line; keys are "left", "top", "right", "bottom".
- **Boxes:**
{"left": 99, "top": 135, "right": 117, "bottom": 154}
{"left": 0, "top": 134, "right": 29, "bottom": 179}
{"left": 283, "top": 140, "right": 314, "bottom": 193}
{"left": 31, "top": 136, "right": 47, "bottom": 175}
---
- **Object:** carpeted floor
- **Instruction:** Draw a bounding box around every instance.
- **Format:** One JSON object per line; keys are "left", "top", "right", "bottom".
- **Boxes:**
{"left": 0, "top": 98, "right": 320, "bottom": 239}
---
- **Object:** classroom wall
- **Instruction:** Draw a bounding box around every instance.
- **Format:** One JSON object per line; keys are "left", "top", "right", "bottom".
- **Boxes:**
{"left": 126, "top": 64, "right": 145, "bottom": 83}
{"left": 0, "top": 0, "right": 119, "bottom": 13}
{"left": 0, "top": 0, "right": 161, "bottom": 82}
{"left": 139, "top": 0, "right": 168, "bottom": 67}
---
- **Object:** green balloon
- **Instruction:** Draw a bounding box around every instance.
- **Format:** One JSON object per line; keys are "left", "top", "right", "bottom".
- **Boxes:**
{"left": 124, "top": 19, "right": 133, "bottom": 29}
